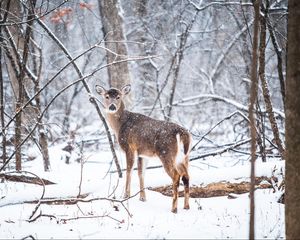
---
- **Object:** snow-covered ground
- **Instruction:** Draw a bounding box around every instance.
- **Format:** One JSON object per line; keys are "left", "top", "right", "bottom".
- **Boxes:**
{"left": 0, "top": 144, "right": 285, "bottom": 239}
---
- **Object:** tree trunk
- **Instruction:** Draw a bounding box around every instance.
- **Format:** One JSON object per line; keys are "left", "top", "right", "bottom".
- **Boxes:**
{"left": 266, "top": 4, "right": 286, "bottom": 108}
{"left": 131, "top": 0, "right": 157, "bottom": 109}
{"left": 2, "top": 0, "right": 38, "bottom": 170}
{"left": 285, "top": 0, "right": 300, "bottom": 238}
{"left": 259, "top": 1, "right": 285, "bottom": 159}
{"left": 50, "top": 0, "right": 71, "bottom": 135}
{"left": 249, "top": 0, "right": 260, "bottom": 239}
{"left": 98, "top": 0, "right": 131, "bottom": 93}
{"left": 32, "top": 40, "right": 50, "bottom": 171}
{"left": 0, "top": 16, "right": 6, "bottom": 165}
{"left": 2, "top": 0, "right": 23, "bottom": 170}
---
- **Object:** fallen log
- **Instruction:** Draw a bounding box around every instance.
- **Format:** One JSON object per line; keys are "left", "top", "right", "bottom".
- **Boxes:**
{"left": 0, "top": 173, "right": 55, "bottom": 185}
{"left": 149, "top": 176, "right": 273, "bottom": 198}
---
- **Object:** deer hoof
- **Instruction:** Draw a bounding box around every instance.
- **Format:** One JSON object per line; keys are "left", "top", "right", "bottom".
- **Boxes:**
{"left": 171, "top": 208, "right": 178, "bottom": 213}
{"left": 184, "top": 205, "right": 190, "bottom": 210}
{"left": 139, "top": 196, "right": 146, "bottom": 202}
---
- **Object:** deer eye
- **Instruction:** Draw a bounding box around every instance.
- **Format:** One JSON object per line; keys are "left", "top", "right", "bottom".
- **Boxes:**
{"left": 116, "top": 96, "right": 120, "bottom": 100}
{"left": 105, "top": 95, "right": 109, "bottom": 99}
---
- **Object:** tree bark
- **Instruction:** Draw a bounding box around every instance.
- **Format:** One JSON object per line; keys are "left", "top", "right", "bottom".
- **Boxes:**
{"left": 98, "top": 0, "right": 131, "bottom": 92}
{"left": 131, "top": 0, "right": 157, "bottom": 109}
{"left": 258, "top": 2, "right": 285, "bottom": 159}
{"left": 50, "top": 0, "right": 71, "bottom": 134}
{"left": 249, "top": 0, "right": 260, "bottom": 239}
{"left": 2, "top": 0, "right": 23, "bottom": 170}
{"left": 265, "top": 0, "right": 286, "bottom": 108}
{"left": 285, "top": 0, "right": 300, "bottom": 238}
{"left": 2, "top": 0, "right": 38, "bottom": 170}
{"left": 0, "top": 14, "right": 6, "bottom": 165}
{"left": 15, "top": 0, "right": 36, "bottom": 171}
{"left": 32, "top": 42, "right": 50, "bottom": 171}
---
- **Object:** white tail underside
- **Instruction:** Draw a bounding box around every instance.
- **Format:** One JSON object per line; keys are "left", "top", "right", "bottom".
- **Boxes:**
{"left": 176, "top": 133, "right": 186, "bottom": 165}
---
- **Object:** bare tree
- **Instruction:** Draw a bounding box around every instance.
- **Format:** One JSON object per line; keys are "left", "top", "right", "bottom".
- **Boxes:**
{"left": 249, "top": 0, "right": 260, "bottom": 239}
{"left": 285, "top": 0, "right": 300, "bottom": 238}
{"left": 31, "top": 39, "right": 50, "bottom": 171}
{"left": 258, "top": 1, "right": 285, "bottom": 159}
{"left": 1, "top": 0, "right": 51, "bottom": 171}
{"left": 4, "top": 0, "right": 36, "bottom": 170}
{"left": 128, "top": 0, "right": 157, "bottom": 109}
{"left": 0, "top": 6, "right": 6, "bottom": 166}
{"left": 265, "top": 0, "right": 286, "bottom": 108}
{"left": 98, "top": 0, "right": 131, "bottom": 94}
{"left": 166, "top": 10, "right": 199, "bottom": 120}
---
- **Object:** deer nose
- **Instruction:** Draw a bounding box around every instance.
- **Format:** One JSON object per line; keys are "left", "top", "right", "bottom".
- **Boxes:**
{"left": 109, "top": 104, "right": 117, "bottom": 111}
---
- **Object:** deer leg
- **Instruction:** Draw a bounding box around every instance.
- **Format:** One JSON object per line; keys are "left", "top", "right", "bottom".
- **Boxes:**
{"left": 182, "top": 174, "right": 190, "bottom": 209}
{"left": 160, "top": 155, "right": 180, "bottom": 213}
{"left": 171, "top": 171, "right": 180, "bottom": 213}
{"left": 137, "top": 157, "right": 146, "bottom": 201}
{"left": 124, "top": 151, "right": 135, "bottom": 199}
{"left": 178, "top": 158, "right": 190, "bottom": 210}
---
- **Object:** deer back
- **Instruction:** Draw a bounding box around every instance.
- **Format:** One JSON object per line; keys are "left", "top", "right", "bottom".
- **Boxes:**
{"left": 117, "top": 111, "right": 190, "bottom": 159}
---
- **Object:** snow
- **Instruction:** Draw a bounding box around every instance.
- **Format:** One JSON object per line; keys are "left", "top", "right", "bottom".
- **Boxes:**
{"left": 0, "top": 146, "right": 285, "bottom": 239}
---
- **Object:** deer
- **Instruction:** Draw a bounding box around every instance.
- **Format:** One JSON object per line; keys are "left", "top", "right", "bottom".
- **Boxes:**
{"left": 95, "top": 84, "right": 191, "bottom": 213}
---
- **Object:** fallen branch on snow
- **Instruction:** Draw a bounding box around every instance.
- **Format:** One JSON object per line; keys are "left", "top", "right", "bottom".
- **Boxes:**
{"left": 24, "top": 189, "right": 144, "bottom": 219}
{"left": 0, "top": 173, "right": 55, "bottom": 185}
{"left": 149, "top": 176, "right": 273, "bottom": 198}
{"left": 27, "top": 211, "right": 124, "bottom": 224}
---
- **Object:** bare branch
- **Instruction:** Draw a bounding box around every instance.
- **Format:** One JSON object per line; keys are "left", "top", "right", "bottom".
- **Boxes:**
{"left": 144, "top": 93, "right": 285, "bottom": 118}
{"left": 0, "top": 0, "right": 70, "bottom": 26}
{"left": 191, "top": 110, "right": 249, "bottom": 151}
{"left": 209, "top": 19, "right": 255, "bottom": 89}
{"left": 27, "top": 211, "right": 123, "bottom": 224}
{"left": 188, "top": 1, "right": 253, "bottom": 12}
{"left": 190, "top": 138, "right": 251, "bottom": 161}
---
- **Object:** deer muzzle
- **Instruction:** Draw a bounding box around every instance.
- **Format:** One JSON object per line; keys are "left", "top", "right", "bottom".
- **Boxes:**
{"left": 108, "top": 104, "right": 117, "bottom": 112}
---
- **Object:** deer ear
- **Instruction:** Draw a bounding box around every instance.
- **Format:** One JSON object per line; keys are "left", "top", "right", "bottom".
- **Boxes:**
{"left": 95, "top": 85, "right": 106, "bottom": 95}
{"left": 121, "top": 84, "right": 131, "bottom": 95}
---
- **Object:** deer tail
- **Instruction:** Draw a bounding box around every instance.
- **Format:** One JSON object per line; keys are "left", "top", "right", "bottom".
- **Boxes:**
{"left": 175, "top": 131, "right": 191, "bottom": 176}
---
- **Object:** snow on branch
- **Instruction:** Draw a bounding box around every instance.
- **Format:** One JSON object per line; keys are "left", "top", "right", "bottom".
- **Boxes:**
{"left": 188, "top": 1, "right": 253, "bottom": 12}
{"left": 190, "top": 138, "right": 251, "bottom": 161}
{"left": 171, "top": 94, "right": 285, "bottom": 118}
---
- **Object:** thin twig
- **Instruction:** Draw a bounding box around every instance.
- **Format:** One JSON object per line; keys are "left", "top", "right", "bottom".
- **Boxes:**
{"left": 191, "top": 110, "right": 249, "bottom": 151}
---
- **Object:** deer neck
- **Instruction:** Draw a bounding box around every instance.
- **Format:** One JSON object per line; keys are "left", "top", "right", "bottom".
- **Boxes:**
{"left": 106, "top": 101, "right": 125, "bottom": 137}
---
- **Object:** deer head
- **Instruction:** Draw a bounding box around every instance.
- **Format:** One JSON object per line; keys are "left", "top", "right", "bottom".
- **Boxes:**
{"left": 95, "top": 84, "right": 131, "bottom": 113}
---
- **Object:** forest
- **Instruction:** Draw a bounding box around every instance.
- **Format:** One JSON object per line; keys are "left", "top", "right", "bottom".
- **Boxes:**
{"left": 0, "top": 0, "right": 299, "bottom": 239}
